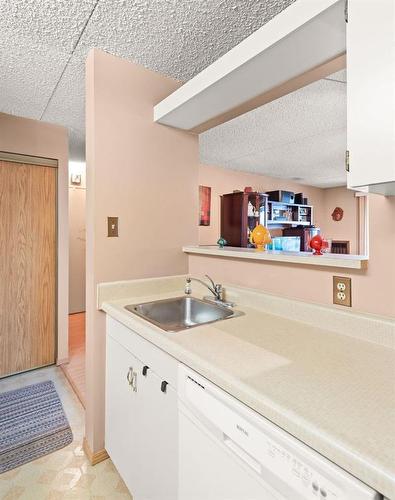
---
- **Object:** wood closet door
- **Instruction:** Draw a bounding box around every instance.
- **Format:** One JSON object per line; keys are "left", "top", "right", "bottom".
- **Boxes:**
{"left": 0, "top": 160, "right": 56, "bottom": 377}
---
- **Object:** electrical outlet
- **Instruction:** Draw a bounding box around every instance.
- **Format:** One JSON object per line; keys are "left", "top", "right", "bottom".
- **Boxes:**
{"left": 333, "top": 276, "right": 351, "bottom": 307}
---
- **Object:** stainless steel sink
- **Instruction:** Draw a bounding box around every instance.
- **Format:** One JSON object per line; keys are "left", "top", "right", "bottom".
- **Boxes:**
{"left": 125, "top": 296, "right": 243, "bottom": 332}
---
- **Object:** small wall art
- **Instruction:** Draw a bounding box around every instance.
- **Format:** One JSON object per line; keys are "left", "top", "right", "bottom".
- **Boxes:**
{"left": 199, "top": 185, "right": 211, "bottom": 226}
{"left": 331, "top": 207, "right": 344, "bottom": 222}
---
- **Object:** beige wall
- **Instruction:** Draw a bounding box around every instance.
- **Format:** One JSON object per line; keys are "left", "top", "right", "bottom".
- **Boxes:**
{"left": 190, "top": 192, "right": 395, "bottom": 317}
{"left": 0, "top": 112, "right": 69, "bottom": 363}
{"left": 85, "top": 49, "right": 199, "bottom": 453}
{"left": 69, "top": 162, "right": 86, "bottom": 313}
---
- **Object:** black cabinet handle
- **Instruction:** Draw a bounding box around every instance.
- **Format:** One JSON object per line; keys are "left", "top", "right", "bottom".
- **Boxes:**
{"left": 142, "top": 365, "right": 149, "bottom": 376}
{"left": 160, "top": 381, "right": 168, "bottom": 393}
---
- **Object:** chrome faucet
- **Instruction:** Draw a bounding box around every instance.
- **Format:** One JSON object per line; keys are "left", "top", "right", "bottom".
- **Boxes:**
{"left": 185, "top": 275, "right": 234, "bottom": 307}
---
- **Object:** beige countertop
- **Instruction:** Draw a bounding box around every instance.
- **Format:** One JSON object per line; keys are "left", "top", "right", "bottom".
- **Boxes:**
{"left": 100, "top": 276, "right": 395, "bottom": 499}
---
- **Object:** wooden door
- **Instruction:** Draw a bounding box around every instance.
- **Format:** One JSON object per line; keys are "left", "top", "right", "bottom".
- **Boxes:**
{"left": 0, "top": 160, "right": 56, "bottom": 377}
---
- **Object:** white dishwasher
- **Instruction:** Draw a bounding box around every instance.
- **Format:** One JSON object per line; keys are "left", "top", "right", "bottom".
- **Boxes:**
{"left": 178, "top": 365, "right": 381, "bottom": 500}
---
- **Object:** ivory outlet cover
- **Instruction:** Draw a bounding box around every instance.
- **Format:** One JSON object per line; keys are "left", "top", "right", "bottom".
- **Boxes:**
{"left": 333, "top": 276, "right": 351, "bottom": 307}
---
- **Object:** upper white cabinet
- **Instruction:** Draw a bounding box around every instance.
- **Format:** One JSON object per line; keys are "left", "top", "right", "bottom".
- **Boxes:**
{"left": 347, "top": 0, "right": 395, "bottom": 195}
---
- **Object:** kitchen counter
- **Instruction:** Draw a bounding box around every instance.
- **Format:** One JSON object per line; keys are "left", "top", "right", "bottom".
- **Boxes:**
{"left": 99, "top": 276, "right": 395, "bottom": 499}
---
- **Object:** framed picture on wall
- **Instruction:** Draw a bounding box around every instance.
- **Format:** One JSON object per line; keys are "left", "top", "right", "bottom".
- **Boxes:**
{"left": 199, "top": 185, "right": 211, "bottom": 226}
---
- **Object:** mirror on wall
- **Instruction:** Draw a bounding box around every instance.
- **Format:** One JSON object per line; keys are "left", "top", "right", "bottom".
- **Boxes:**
{"left": 197, "top": 68, "right": 368, "bottom": 258}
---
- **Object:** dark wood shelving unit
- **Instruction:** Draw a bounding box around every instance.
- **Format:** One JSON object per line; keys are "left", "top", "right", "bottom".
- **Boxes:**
{"left": 220, "top": 192, "right": 268, "bottom": 247}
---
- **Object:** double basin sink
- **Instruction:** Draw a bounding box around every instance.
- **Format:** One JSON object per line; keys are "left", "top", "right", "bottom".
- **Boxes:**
{"left": 125, "top": 296, "right": 243, "bottom": 332}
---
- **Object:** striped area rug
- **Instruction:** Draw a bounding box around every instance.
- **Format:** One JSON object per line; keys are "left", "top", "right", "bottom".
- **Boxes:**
{"left": 0, "top": 380, "right": 73, "bottom": 473}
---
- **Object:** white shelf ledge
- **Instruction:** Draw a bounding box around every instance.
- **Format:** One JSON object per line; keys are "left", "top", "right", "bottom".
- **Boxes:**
{"left": 183, "top": 246, "right": 368, "bottom": 270}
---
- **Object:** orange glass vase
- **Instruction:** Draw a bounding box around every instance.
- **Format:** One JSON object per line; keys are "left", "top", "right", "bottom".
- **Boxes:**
{"left": 249, "top": 224, "right": 272, "bottom": 251}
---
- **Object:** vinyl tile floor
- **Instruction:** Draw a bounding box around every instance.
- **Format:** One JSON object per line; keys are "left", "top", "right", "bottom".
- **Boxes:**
{"left": 0, "top": 366, "right": 132, "bottom": 500}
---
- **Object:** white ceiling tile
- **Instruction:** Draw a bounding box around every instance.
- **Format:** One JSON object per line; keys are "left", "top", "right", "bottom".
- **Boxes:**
{"left": 199, "top": 72, "right": 347, "bottom": 187}
{"left": 0, "top": 0, "right": 97, "bottom": 119}
{"left": 0, "top": 0, "right": 98, "bottom": 52}
{"left": 41, "top": 51, "right": 87, "bottom": 135}
{"left": 0, "top": 38, "right": 68, "bottom": 118}
{"left": 218, "top": 127, "right": 347, "bottom": 188}
{"left": 76, "top": 0, "right": 296, "bottom": 81}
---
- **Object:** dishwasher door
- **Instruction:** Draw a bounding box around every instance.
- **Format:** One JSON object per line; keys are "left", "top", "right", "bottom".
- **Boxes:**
{"left": 179, "top": 401, "right": 284, "bottom": 500}
{"left": 178, "top": 365, "right": 381, "bottom": 500}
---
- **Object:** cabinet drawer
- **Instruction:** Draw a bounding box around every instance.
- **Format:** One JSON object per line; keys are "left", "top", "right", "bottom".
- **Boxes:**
{"left": 106, "top": 315, "right": 178, "bottom": 387}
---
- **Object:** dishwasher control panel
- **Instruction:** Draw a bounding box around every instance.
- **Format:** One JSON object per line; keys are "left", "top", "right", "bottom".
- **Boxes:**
{"left": 264, "top": 436, "right": 339, "bottom": 499}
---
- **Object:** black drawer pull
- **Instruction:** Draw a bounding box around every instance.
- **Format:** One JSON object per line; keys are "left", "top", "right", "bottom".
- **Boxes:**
{"left": 160, "top": 381, "right": 168, "bottom": 393}
{"left": 142, "top": 365, "right": 149, "bottom": 376}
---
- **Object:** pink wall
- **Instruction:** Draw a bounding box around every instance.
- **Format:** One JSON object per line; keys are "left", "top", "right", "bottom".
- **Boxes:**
{"left": 85, "top": 50, "right": 394, "bottom": 457}
{"left": 85, "top": 49, "right": 199, "bottom": 453}
{"left": 322, "top": 186, "right": 358, "bottom": 254}
{"left": 190, "top": 193, "right": 395, "bottom": 317}
{"left": 198, "top": 164, "right": 360, "bottom": 253}
{"left": 198, "top": 164, "right": 325, "bottom": 245}
{"left": 0, "top": 112, "right": 69, "bottom": 363}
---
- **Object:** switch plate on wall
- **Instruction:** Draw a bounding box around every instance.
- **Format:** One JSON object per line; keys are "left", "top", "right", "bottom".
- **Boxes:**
{"left": 107, "top": 217, "right": 119, "bottom": 237}
{"left": 333, "top": 276, "right": 351, "bottom": 307}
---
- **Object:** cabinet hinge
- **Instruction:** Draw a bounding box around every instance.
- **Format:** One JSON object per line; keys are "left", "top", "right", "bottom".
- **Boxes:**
{"left": 345, "top": 150, "right": 350, "bottom": 172}
{"left": 344, "top": 0, "right": 348, "bottom": 23}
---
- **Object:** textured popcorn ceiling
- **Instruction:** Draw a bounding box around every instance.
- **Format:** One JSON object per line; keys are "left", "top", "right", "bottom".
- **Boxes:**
{"left": 0, "top": 0, "right": 295, "bottom": 161}
{"left": 200, "top": 69, "right": 347, "bottom": 188}
{"left": 0, "top": 0, "right": 347, "bottom": 187}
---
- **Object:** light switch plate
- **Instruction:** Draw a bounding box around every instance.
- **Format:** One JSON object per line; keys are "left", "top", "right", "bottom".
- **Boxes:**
{"left": 333, "top": 276, "right": 351, "bottom": 307}
{"left": 107, "top": 217, "right": 119, "bottom": 237}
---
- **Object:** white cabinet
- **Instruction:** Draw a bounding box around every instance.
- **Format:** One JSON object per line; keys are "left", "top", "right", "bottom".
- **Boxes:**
{"left": 347, "top": 0, "right": 395, "bottom": 195}
{"left": 105, "top": 318, "right": 178, "bottom": 500}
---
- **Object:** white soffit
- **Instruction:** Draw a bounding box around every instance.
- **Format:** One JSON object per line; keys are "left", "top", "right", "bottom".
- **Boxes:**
{"left": 154, "top": 0, "right": 346, "bottom": 131}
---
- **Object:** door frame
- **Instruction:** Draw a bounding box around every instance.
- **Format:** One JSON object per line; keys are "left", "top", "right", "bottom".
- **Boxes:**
{"left": 0, "top": 150, "right": 59, "bottom": 371}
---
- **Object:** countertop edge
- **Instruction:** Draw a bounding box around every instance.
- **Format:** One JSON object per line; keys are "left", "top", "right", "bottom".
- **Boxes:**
{"left": 183, "top": 245, "right": 369, "bottom": 270}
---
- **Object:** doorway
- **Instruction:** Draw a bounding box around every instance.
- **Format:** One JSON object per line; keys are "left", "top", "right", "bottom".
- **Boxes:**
{"left": 61, "top": 161, "right": 86, "bottom": 406}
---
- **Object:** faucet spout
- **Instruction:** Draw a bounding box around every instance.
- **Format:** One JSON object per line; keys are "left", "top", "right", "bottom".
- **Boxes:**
{"left": 185, "top": 275, "right": 233, "bottom": 307}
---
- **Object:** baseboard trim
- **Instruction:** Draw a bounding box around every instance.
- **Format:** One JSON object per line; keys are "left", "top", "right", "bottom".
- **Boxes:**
{"left": 61, "top": 365, "right": 85, "bottom": 408}
{"left": 56, "top": 357, "right": 69, "bottom": 366}
{"left": 83, "top": 437, "right": 109, "bottom": 465}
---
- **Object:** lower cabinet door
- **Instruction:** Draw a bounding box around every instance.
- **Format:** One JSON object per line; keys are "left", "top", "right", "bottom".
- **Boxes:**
{"left": 137, "top": 368, "right": 178, "bottom": 500}
{"left": 105, "top": 335, "right": 143, "bottom": 497}
{"left": 106, "top": 332, "right": 178, "bottom": 500}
